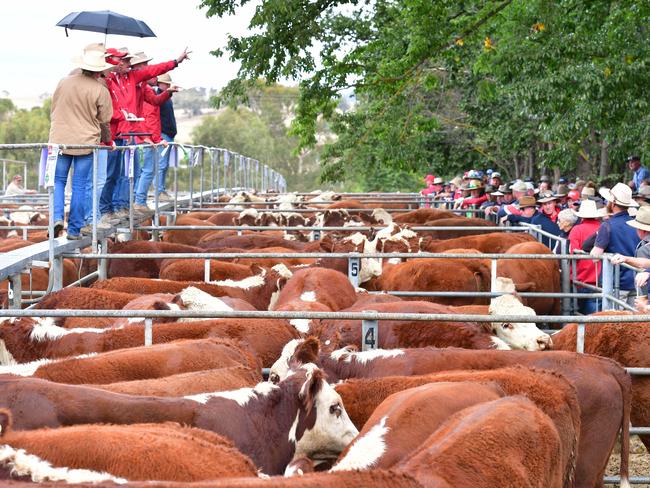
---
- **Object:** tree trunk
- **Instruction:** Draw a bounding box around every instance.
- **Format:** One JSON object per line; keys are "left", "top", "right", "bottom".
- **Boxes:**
{"left": 599, "top": 136, "right": 609, "bottom": 180}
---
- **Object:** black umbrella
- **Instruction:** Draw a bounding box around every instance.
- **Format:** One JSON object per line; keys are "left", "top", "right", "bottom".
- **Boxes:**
{"left": 56, "top": 10, "right": 156, "bottom": 38}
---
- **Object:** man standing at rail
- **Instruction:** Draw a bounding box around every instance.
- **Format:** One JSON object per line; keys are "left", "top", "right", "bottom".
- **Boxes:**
{"left": 590, "top": 182, "right": 640, "bottom": 307}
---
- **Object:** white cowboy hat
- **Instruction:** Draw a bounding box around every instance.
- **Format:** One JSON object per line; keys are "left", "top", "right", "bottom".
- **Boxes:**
{"left": 72, "top": 50, "right": 113, "bottom": 72}
{"left": 626, "top": 205, "right": 650, "bottom": 232}
{"left": 157, "top": 73, "right": 174, "bottom": 84}
{"left": 572, "top": 199, "right": 602, "bottom": 219}
{"left": 129, "top": 51, "right": 153, "bottom": 65}
{"left": 432, "top": 177, "right": 443, "bottom": 185}
{"left": 599, "top": 182, "right": 639, "bottom": 207}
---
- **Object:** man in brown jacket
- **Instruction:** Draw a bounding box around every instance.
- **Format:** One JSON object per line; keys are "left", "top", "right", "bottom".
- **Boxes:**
{"left": 48, "top": 46, "right": 114, "bottom": 239}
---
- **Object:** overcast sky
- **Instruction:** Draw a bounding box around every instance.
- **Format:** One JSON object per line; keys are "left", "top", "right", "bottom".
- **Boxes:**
{"left": 0, "top": 1, "right": 257, "bottom": 106}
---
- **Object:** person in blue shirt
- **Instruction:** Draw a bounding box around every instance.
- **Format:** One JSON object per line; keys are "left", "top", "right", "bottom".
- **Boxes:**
{"left": 627, "top": 155, "right": 650, "bottom": 192}
{"left": 501, "top": 192, "right": 561, "bottom": 249}
{"left": 590, "top": 182, "right": 640, "bottom": 307}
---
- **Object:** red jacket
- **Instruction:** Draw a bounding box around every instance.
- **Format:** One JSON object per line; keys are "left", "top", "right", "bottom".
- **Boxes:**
{"left": 105, "top": 60, "right": 176, "bottom": 139}
{"left": 568, "top": 219, "right": 601, "bottom": 285}
{"left": 136, "top": 85, "right": 171, "bottom": 143}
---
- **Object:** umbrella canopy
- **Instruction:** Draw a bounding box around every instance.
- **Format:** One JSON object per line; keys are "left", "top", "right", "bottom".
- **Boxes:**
{"left": 56, "top": 10, "right": 156, "bottom": 38}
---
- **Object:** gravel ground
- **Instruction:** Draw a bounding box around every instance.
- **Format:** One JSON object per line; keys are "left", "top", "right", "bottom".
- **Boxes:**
{"left": 606, "top": 436, "right": 650, "bottom": 486}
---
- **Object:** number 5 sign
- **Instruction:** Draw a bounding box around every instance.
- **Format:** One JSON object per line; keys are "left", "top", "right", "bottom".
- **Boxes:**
{"left": 348, "top": 256, "right": 360, "bottom": 288}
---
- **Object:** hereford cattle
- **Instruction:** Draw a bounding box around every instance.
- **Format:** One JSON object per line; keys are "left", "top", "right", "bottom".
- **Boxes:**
{"left": 207, "top": 212, "right": 239, "bottom": 225}
{"left": 376, "top": 257, "right": 492, "bottom": 306}
{"left": 0, "top": 259, "right": 77, "bottom": 300}
{"left": 332, "top": 381, "right": 506, "bottom": 470}
{"left": 0, "top": 413, "right": 257, "bottom": 482}
{"left": 271, "top": 268, "right": 356, "bottom": 312}
{"left": 312, "top": 299, "right": 551, "bottom": 353}
{"left": 199, "top": 231, "right": 314, "bottom": 251}
{"left": 34, "top": 288, "right": 139, "bottom": 311}
{"left": 0, "top": 364, "right": 359, "bottom": 475}
{"left": 417, "top": 217, "right": 495, "bottom": 240}
{"left": 271, "top": 338, "right": 630, "bottom": 488}
{"left": 233, "top": 247, "right": 316, "bottom": 268}
{"left": 423, "top": 231, "right": 535, "bottom": 253}
{"left": 395, "top": 396, "right": 566, "bottom": 488}
{"left": 333, "top": 367, "right": 579, "bottom": 487}
{"left": 0, "top": 316, "right": 298, "bottom": 367}
{"left": 159, "top": 258, "right": 257, "bottom": 282}
{"left": 497, "top": 241, "right": 561, "bottom": 315}
{"left": 392, "top": 208, "right": 457, "bottom": 224}
{"left": 107, "top": 240, "right": 204, "bottom": 278}
{"left": 96, "top": 366, "right": 261, "bottom": 397}
{"left": 162, "top": 216, "right": 217, "bottom": 246}
{"left": 552, "top": 313, "right": 650, "bottom": 452}
{"left": 3, "top": 338, "right": 259, "bottom": 385}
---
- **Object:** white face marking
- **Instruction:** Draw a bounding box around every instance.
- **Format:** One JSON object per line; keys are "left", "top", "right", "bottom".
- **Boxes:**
{"left": 29, "top": 317, "right": 106, "bottom": 342}
{"left": 177, "top": 287, "right": 232, "bottom": 322}
{"left": 0, "top": 445, "right": 128, "bottom": 484}
{"left": 491, "top": 336, "right": 512, "bottom": 350}
{"left": 269, "top": 339, "right": 302, "bottom": 382}
{"left": 0, "top": 338, "right": 17, "bottom": 366}
{"left": 488, "top": 294, "right": 551, "bottom": 351}
{"left": 342, "top": 233, "right": 366, "bottom": 247}
{"left": 272, "top": 263, "right": 293, "bottom": 279}
{"left": 493, "top": 277, "right": 516, "bottom": 293}
{"left": 300, "top": 291, "right": 317, "bottom": 302}
{"left": 329, "top": 348, "right": 404, "bottom": 365}
{"left": 239, "top": 208, "right": 259, "bottom": 219}
{"left": 184, "top": 382, "right": 278, "bottom": 406}
{"left": 371, "top": 208, "right": 393, "bottom": 225}
{"left": 291, "top": 373, "right": 359, "bottom": 462}
{"left": 213, "top": 269, "right": 266, "bottom": 289}
{"left": 332, "top": 416, "right": 390, "bottom": 471}
{"left": 0, "top": 353, "right": 97, "bottom": 377}
{"left": 289, "top": 319, "right": 311, "bottom": 334}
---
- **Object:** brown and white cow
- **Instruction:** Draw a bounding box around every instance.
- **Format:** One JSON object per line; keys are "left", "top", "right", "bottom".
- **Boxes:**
{"left": 0, "top": 412, "right": 257, "bottom": 483}
{"left": 0, "top": 364, "right": 359, "bottom": 475}
{"left": 423, "top": 231, "right": 535, "bottom": 254}
{"left": 394, "top": 396, "right": 566, "bottom": 488}
{"left": 107, "top": 240, "right": 204, "bottom": 278}
{"left": 271, "top": 268, "right": 356, "bottom": 313}
{"left": 269, "top": 338, "right": 630, "bottom": 488}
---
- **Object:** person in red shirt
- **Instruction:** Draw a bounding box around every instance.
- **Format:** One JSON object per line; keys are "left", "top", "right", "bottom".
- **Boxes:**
{"left": 99, "top": 46, "right": 190, "bottom": 225}
{"left": 568, "top": 199, "right": 604, "bottom": 314}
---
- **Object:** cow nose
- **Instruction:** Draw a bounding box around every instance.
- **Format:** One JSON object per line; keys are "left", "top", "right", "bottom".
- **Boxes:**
{"left": 537, "top": 335, "right": 552, "bottom": 350}
{"left": 269, "top": 373, "right": 280, "bottom": 384}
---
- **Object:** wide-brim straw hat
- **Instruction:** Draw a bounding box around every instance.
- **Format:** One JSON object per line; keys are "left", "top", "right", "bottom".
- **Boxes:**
{"left": 510, "top": 181, "right": 527, "bottom": 193}
{"left": 157, "top": 72, "right": 174, "bottom": 84}
{"left": 581, "top": 187, "right": 596, "bottom": 198}
{"left": 129, "top": 51, "right": 153, "bottom": 65}
{"left": 73, "top": 50, "right": 114, "bottom": 72}
{"left": 572, "top": 199, "right": 602, "bottom": 219}
{"left": 537, "top": 190, "right": 558, "bottom": 204}
{"left": 517, "top": 196, "right": 537, "bottom": 209}
{"left": 626, "top": 205, "right": 650, "bottom": 232}
{"left": 599, "top": 182, "right": 639, "bottom": 207}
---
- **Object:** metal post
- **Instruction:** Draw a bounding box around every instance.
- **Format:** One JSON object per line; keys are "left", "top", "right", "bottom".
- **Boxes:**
{"left": 8, "top": 273, "right": 21, "bottom": 310}
{"left": 361, "top": 319, "right": 378, "bottom": 351}
{"left": 199, "top": 148, "right": 204, "bottom": 208}
{"left": 210, "top": 149, "right": 215, "bottom": 203}
{"left": 560, "top": 239, "right": 571, "bottom": 315}
{"left": 204, "top": 259, "right": 211, "bottom": 282}
{"left": 144, "top": 318, "right": 153, "bottom": 346}
{"left": 614, "top": 263, "right": 621, "bottom": 301}
{"left": 51, "top": 256, "right": 63, "bottom": 291}
{"left": 152, "top": 147, "right": 160, "bottom": 242}
{"left": 601, "top": 255, "right": 614, "bottom": 310}
{"left": 173, "top": 161, "right": 178, "bottom": 224}
{"left": 98, "top": 238, "right": 108, "bottom": 281}
{"left": 23, "top": 165, "right": 27, "bottom": 193}
{"left": 189, "top": 150, "right": 194, "bottom": 210}
{"left": 348, "top": 255, "right": 360, "bottom": 288}
{"left": 576, "top": 322, "right": 585, "bottom": 353}
{"left": 216, "top": 150, "right": 221, "bottom": 201}
{"left": 2, "top": 161, "right": 6, "bottom": 191}
{"left": 128, "top": 147, "right": 134, "bottom": 239}
{"left": 92, "top": 149, "right": 98, "bottom": 252}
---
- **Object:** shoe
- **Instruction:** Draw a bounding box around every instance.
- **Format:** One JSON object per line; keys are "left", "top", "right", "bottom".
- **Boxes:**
{"left": 66, "top": 233, "right": 82, "bottom": 240}
{"left": 47, "top": 220, "right": 65, "bottom": 238}
{"left": 158, "top": 191, "right": 173, "bottom": 202}
{"left": 114, "top": 208, "right": 130, "bottom": 219}
{"left": 133, "top": 204, "right": 154, "bottom": 218}
{"left": 99, "top": 214, "right": 119, "bottom": 227}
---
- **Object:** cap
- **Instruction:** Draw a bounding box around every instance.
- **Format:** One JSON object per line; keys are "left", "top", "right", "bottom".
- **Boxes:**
{"left": 491, "top": 172, "right": 501, "bottom": 178}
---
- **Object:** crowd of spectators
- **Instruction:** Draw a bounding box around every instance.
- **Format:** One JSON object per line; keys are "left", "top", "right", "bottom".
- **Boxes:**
{"left": 47, "top": 43, "right": 187, "bottom": 239}
{"left": 421, "top": 155, "right": 650, "bottom": 313}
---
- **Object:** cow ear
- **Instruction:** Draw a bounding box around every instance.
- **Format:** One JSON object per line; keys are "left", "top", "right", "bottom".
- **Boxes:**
{"left": 296, "top": 337, "right": 320, "bottom": 364}
{"left": 0, "top": 409, "right": 11, "bottom": 436}
{"left": 514, "top": 281, "right": 536, "bottom": 292}
{"left": 299, "top": 367, "right": 325, "bottom": 414}
{"left": 171, "top": 294, "right": 184, "bottom": 306}
{"left": 152, "top": 300, "right": 171, "bottom": 311}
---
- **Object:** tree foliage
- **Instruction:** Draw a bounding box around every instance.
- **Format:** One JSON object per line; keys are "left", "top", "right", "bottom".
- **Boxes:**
{"left": 200, "top": 0, "right": 650, "bottom": 189}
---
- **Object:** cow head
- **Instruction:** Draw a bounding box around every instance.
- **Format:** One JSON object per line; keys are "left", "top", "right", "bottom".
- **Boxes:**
{"left": 372, "top": 223, "right": 421, "bottom": 254}
{"left": 235, "top": 208, "right": 259, "bottom": 226}
{"left": 487, "top": 294, "right": 552, "bottom": 351}
{"left": 288, "top": 363, "right": 358, "bottom": 464}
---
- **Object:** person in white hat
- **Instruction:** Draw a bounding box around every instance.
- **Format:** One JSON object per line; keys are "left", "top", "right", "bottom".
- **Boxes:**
{"left": 568, "top": 200, "right": 605, "bottom": 314}
{"left": 590, "top": 182, "right": 640, "bottom": 306}
{"left": 48, "top": 47, "right": 114, "bottom": 239}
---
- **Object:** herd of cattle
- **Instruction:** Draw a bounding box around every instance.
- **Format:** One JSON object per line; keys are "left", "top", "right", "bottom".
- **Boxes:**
{"left": 0, "top": 190, "right": 648, "bottom": 487}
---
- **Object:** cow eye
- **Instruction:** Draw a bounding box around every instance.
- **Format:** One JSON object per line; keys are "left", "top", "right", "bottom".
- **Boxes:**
{"left": 269, "top": 373, "right": 280, "bottom": 384}
{"left": 330, "top": 403, "right": 342, "bottom": 417}
{"left": 502, "top": 323, "right": 513, "bottom": 330}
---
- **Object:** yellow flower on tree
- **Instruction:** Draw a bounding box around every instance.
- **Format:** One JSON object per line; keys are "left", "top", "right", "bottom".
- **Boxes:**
{"left": 455, "top": 37, "right": 464, "bottom": 47}
{"left": 532, "top": 22, "right": 546, "bottom": 32}
{"left": 484, "top": 36, "right": 493, "bottom": 51}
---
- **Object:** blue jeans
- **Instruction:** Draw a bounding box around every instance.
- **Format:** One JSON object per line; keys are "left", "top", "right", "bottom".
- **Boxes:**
{"left": 134, "top": 146, "right": 155, "bottom": 205}
{"left": 577, "top": 286, "right": 599, "bottom": 315}
{"left": 54, "top": 153, "right": 93, "bottom": 236}
{"left": 158, "top": 133, "right": 173, "bottom": 192}
{"left": 113, "top": 146, "right": 140, "bottom": 211}
{"left": 84, "top": 150, "right": 108, "bottom": 224}
{"left": 100, "top": 139, "right": 125, "bottom": 215}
